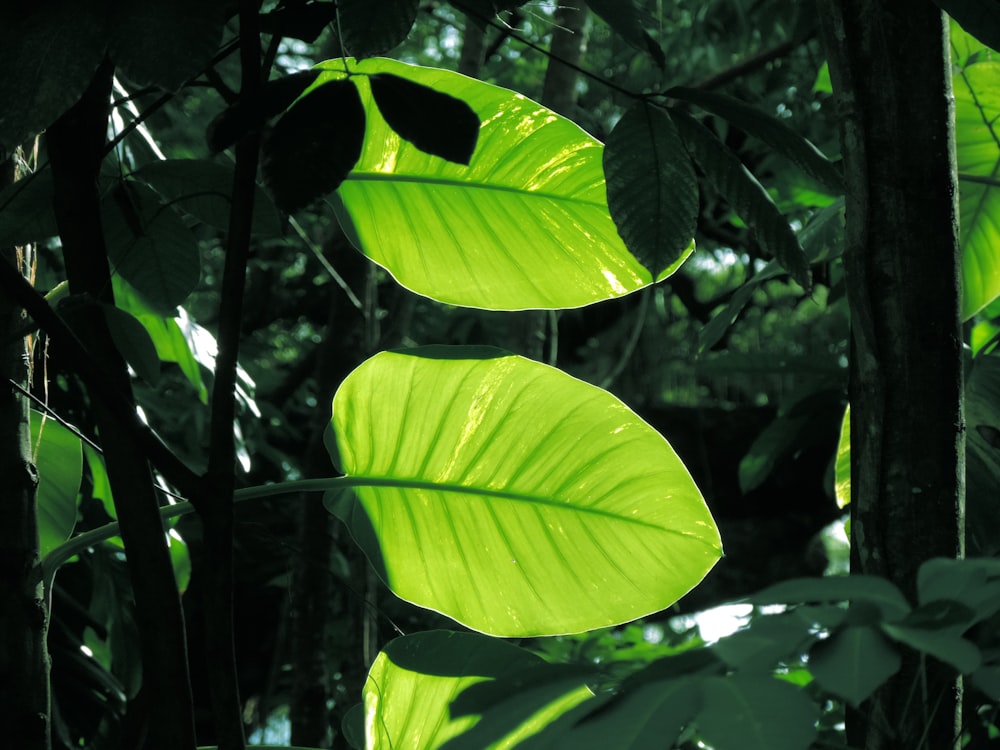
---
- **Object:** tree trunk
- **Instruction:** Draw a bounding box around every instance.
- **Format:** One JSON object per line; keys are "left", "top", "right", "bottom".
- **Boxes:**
{"left": 541, "top": 3, "right": 588, "bottom": 118}
{"left": 818, "top": 3, "right": 964, "bottom": 749}
{"left": 0, "top": 155, "right": 51, "bottom": 750}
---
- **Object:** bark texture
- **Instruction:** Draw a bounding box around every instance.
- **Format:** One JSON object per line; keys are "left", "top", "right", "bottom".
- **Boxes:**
{"left": 0, "top": 156, "right": 50, "bottom": 750}
{"left": 819, "top": 2, "right": 964, "bottom": 748}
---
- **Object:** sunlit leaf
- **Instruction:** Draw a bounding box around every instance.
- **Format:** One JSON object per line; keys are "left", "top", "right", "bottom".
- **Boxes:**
{"left": 315, "top": 57, "right": 654, "bottom": 310}
{"left": 955, "top": 61, "right": 1000, "bottom": 318}
{"left": 604, "top": 102, "right": 697, "bottom": 277}
{"left": 327, "top": 346, "right": 721, "bottom": 636}
{"left": 834, "top": 405, "right": 850, "bottom": 509}
{"left": 31, "top": 410, "right": 83, "bottom": 557}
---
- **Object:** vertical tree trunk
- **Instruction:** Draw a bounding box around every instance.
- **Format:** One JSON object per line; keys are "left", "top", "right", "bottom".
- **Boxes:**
{"left": 541, "top": 3, "right": 588, "bottom": 117}
{"left": 0, "top": 156, "right": 50, "bottom": 750}
{"left": 818, "top": 2, "right": 964, "bottom": 749}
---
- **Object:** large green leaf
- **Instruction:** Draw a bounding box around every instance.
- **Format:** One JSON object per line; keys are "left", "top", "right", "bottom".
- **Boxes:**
{"left": 31, "top": 410, "right": 83, "bottom": 557}
{"left": 362, "top": 630, "right": 572, "bottom": 750}
{"left": 327, "top": 346, "right": 721, "bottom": 636}
{"left": 314, "top": 57, "right": 655, "bottom": 310}
{"left": 808, "top": 625, "right": 900, "bottom": 706}
{"left": 955, "top": 61, "right": 1000, "bottom": 319}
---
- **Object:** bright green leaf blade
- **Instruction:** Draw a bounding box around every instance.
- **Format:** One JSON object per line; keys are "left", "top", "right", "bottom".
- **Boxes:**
{"left": 317, "top": 57, "right": 653, "bottom": 310}
{"left": 697, "top": 675, "right": 818, "bottom": 750}
{"left": 604, "top": 102, "right": 697, "bottom": 278}
{"left": 809, "top": 625, "right": 900, "bottom": 707}
{"left": 956, "top": 62, "right": 1000, "bottom": 319}
{"left": 364, "top": 630, "right": 545, "bottom": 750}
{"left": 133, "top": 160, "right": 283, "bottom": 236}
{"left": 668, "top": 87, "right": 844, "bottom": 193}
{"left": 834, "top": 405, "right": 850, "bottom": 509}
{"left": 328, "top": 346, "right": 721, "bottom": 636}
{"left": 31, "top": 411, "right": 83, "bottom": 557}
{"left": 674, "top": 109, "right": 811, "bottom": 291}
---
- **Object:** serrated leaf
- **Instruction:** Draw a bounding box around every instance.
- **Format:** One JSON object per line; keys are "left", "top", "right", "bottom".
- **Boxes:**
{"left": 604, "top": 102, "right": 697, "bottom": 278}
{"left": 107, "top": 0, "right": 226, "bottom": 91}
{"left": 697, "top": 675, "right": 818, "bottom": 750}
{"left": 339, "top": 0, "right": 419, "bottom": 57}
{"left": 317, "top": 57, "right": 653, "bottom": 309}
{"left": 0, "top": 0, "right": 107, "bottom": 152}
{"left": 31, "top": 410, "right": 83, "bottom": 557}
{"left": 262, "top": 79, "right": 366, "bottom": 213}
{"left": 101, "top": 182, "right": 201, "bottom": 313}
{"left": 370, "top": 73, "right": 479, "bottom": 164}
{"left": 586, "top": 0, "right": 665, "bottom": 68}
{"left": 669, "top": 86, "right": 844, "bottom": 193}
{"left": 207, "top": 70, "right": 321, "bottom": 152}
{"left": 327, "top": 346, "right": 721, "bottom": 636}
{"left": 133, "top": 159, "right": 283, "bottom": 236}
{"left": 809, "top": 625, "right": 900, "bottom": 706}
{"left": 674, "top": 109, "right": 811, "bottom": 290}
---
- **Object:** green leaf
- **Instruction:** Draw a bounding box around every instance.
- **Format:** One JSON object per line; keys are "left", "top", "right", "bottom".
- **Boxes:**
{"left": 834, "top": 405, "right": 850, "bottom": 509}
{"left": 101, "top": 181, "right": 201, "bottom": 314}
{"left": 259, "top": 3, "right": 338, "bottom": 43}
{"left": 0, "top": 0, "right": 107, "bottom": 152}
{"left": 327, "top": 346, "right": 721, "bottom": 636}
{"left": 550, "top": 678, "right": 699, "bottom": 750}
{"left": 668, "top": 87, "right": 845, "bottom": 194}
{"left": 696, "top": 674, "right": 818, "bottom": 750}
{"left": 316, "top": 57, "right": 653, "bottom": 310}
{"left": 107, "top": 0, "right": 226, "bottom": 91}
{"left": 369, "top": 73, "right": 480, "bottom": 164}
{"left": 711, "top": 613, "right": 812, "bottom": 671}
{"left": 0, "top": 171, "right": 59, "bottom": 246}
{"left": 133, "top": 159, "right": 284, "bottom": 236}
{"left": 750, "top": 575, "right": 911, "bottom": 620}
{"left": 936, "top": 0, "right": 1000, "bottom": 53}
{"left": 604, "top": 102, "right": 697, "bottom": 278}
{"left": 673, "top": 109, "right": 811, "bottom": 291}
{"left": 918, "top": 557, "right": 1000, "bottom": 620}
{"left": 31, "top": 410, "right": 83, "bottom": 557}
{"left": 338, "top": 0, "right": 419, "bottom": 57}
{"left": 362, "top": 630, "right": 547, "bottom": 750}
{"left": 881, "top": 623, "right": 982, "bottom": 673}
{"left": 341, "top": 703, "right": 364, "bottom": 750}
{"left": 971, "top": 665, "right": 1000, "bottom": 700}
{"left": 585, "top": 0, "right": 666, "bottom": 68}
{"left": 808, "top": 625, "right": 900, "bottom": 706}
{"left": 956, "top": 61, "right": 1000, "bottom": 318}
{"left": 101, "top": 304, "right": 161, "bottom": 385}
{"left": 206, "top": 71, "right": 321, "bottom": 152}
{"left": 262, "top": 79, "right": 366, "bottom": 213}
{"left": 965, "top": 353, "right": 1000, "bottom": 554}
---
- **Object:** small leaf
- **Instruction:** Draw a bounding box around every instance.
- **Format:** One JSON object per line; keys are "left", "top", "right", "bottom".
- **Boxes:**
{"left": 101, "top": 304, "right": 161, "bottom": 385}
{"left": 809, "top": 625, "right": 901, "bottom": 706}
{"left": 370, "top": 73, "right": 480, "bottom": 165}
{"left": 339, "top": 0, "right": 419, "bottom": 57}
{"left": 585, "top": 0, "right": 666, "bottom": 68}
{"left": 674, "top": 109, "right": 811, "bottom": 290}
{"left": 668, "top": 86, "right": 844, "bottom": 193}
{"left": 101, "top": 182, "right": 201, "bottom": 313}
{"left": 697, "top": 674, "right": 818, "bottom": 750}
{"left": 604, "top": 102, "right": 697, "bottom": 277}
{"left": 207, "top": 70, "right": 320, "bottom": 153}
{"left": 262, "top": 79, "right": 366, "bottom": 213}
{"left": 31, "top": 410, "right": 83, "bottom": 557}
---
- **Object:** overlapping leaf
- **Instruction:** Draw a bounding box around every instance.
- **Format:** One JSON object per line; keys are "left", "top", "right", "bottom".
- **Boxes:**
{"left": 326, "top": 346, "right": 721, "bottom": 636}
{"left": 31, "top": 410, "right": 83, "bottom": 557}
{"left": 314, "top": 57, "right": 655, "bottom": 310}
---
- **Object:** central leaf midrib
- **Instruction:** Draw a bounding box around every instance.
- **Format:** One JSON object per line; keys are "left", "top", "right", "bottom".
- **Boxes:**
{"left": 344, "top": 170, "right": 608, "bottom": 209}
